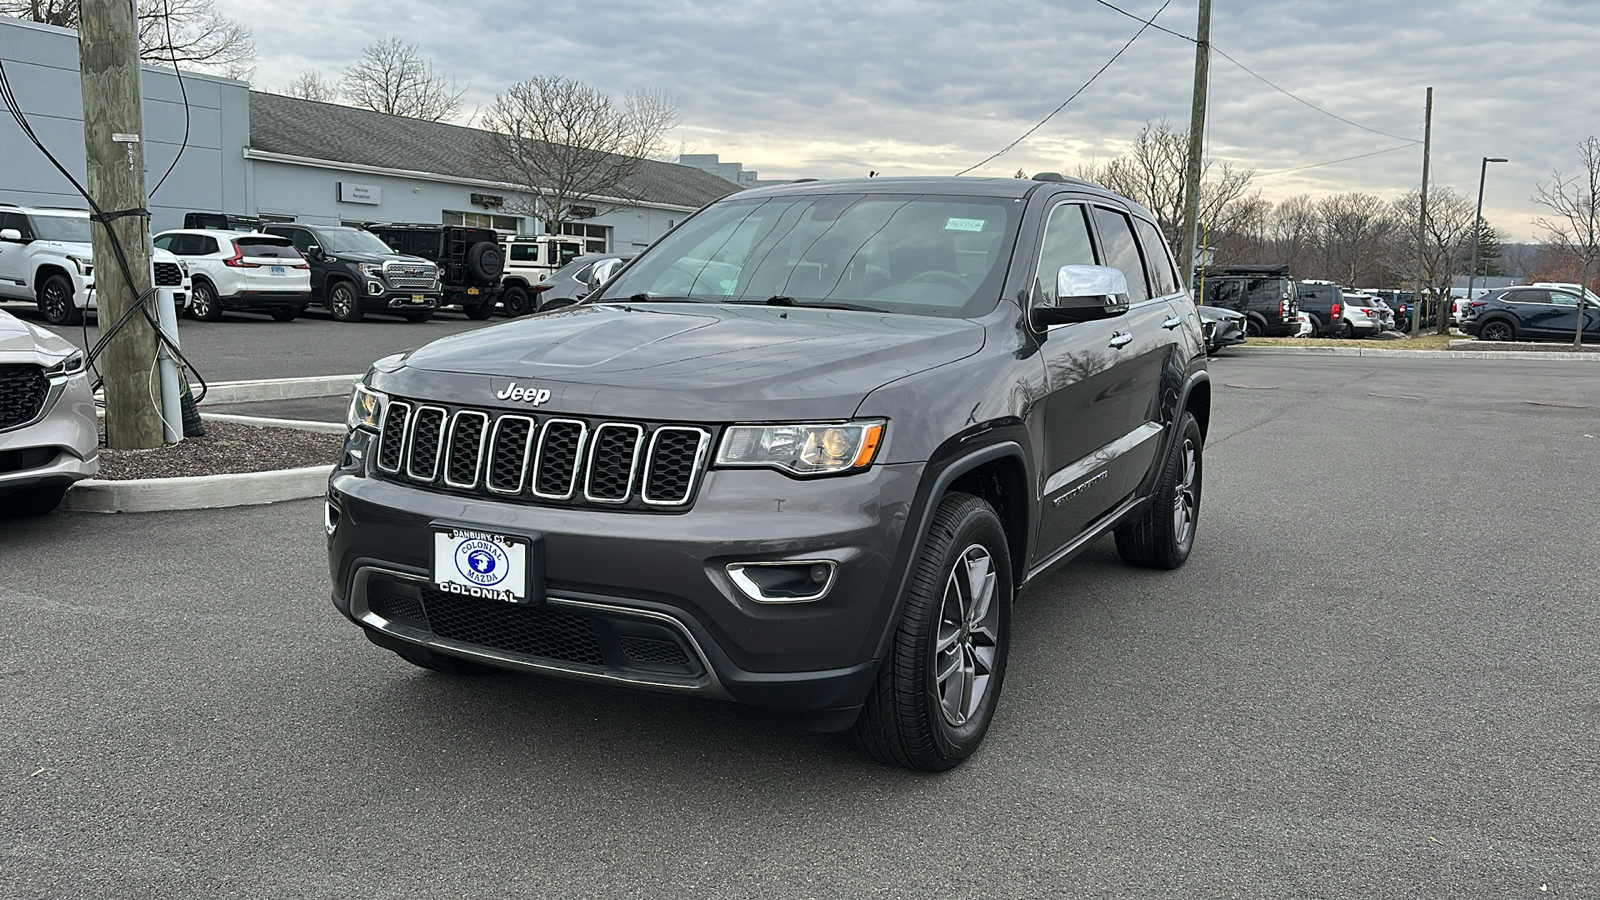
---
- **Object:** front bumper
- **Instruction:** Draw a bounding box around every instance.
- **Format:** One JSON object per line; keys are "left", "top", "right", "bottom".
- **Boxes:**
{"left": 360, "top": 289, "right": 441, "bottom": 312}
{"left": 326, "top": 430, "right": 922, "bottom": 723}
{"left": 0, "top": 371, "right": 99, "bottom": 494}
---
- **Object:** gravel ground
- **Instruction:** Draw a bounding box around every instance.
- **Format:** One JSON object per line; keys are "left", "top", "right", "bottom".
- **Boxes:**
{"left": 95, "top": 421, "right": 343, "bottom": 480}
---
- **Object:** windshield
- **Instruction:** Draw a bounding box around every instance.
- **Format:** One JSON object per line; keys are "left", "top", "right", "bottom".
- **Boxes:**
{"left": 320, "top": 229, "right": 398, "bottom": 255}
{"left": 599, "top": 193, "right": 1019, "bottom": 317}
{"left": 31, "top": 215, "right": 93, "bottom": 243}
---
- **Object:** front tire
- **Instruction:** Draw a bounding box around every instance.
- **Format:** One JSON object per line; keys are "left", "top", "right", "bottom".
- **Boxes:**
{"left": 1115, "top": 411, "right": 1202, "bottom": 570}
{"left": 855, "top": 492, "right": 1012, "bottom": 771}
{"left": 39, "top": 274, "right": 81, "bottom": 326}
{"left": 190, "top": 279, "right": 223, "bottom": 321}
{"left": 328, "top": 281, "right": 364, "bottom": 322}
{"left": 4, "top": 484, "right": 69, "bottom": 517}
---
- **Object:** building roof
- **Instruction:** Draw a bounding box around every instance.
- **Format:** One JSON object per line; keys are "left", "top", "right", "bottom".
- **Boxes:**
{"left": 247, "top": 92, "right": 743, "bottom": 211}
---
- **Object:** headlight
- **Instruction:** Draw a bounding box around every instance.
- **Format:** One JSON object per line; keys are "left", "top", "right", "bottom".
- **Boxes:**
{"left": 177, "top": 259, "right": 189, "bottom": 276}
{"left": 66, "top": 255, "right": 92, "bottom": 277}
{"left": 43, "top": 352, "right": 86, "bottom": 378}
{"left": 716, "top": 420, "right": 885, "bottom": 476}
{"left": 359, "top": 263, "right": 384, "bottom": 278}
{"left": 347, "top": 384, "right": 387, "bottom": 432}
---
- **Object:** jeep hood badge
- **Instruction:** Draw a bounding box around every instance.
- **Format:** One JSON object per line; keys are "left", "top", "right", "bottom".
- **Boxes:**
{"left": 495, "top": 381, "right": 551, "bottom": 405}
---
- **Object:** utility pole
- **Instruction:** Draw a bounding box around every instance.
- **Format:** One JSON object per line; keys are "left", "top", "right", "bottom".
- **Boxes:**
{"left": 79, "top": 0, "right": 162, "bottom": 449}
{"left": 1180, "top": 0, "right": 1212, "bottom": 282}
{"left": 1413, "top": 87, "right": 1432, "bottom": 337}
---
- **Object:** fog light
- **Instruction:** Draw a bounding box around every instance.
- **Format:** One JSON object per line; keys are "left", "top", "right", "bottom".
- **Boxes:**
{"left": 726, "top": 560, "right": 836, "bottom": 604}
{"left": 368, "top": 281, "right": 384, "bottom": 295}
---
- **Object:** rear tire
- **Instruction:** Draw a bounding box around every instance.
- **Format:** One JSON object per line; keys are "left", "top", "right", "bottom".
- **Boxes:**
{"left": 4, "top": 484, "right": 68, "bottom": 517}
{"left": 39, "top": 273, "right": 81, "bottom": 326}
{"left": 1479, "top": 319, "right": 1514, "bottom": 342}
{"left": 328, "top": 281, "right": 364, "bottom": 322}
{"left": 1115, "top": 412, "right": 1202, "bottom": 570}
{"left": 1245, "top": 318, "right": 1265, "bottom": 338}
{"left": 503, "top": 285, "right": 532, "bottom": 317}
{"left": 855, "top": 492, "right": 1012, "bottom": 771}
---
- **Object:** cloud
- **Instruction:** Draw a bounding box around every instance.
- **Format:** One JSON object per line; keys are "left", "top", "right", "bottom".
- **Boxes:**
{"left": 220, "top": 0, "right": 1599, "bottom": 241}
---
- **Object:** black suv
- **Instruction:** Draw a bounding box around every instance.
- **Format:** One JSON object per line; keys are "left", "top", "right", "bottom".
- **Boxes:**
{"left": 1194, "top": 264, "right": 1299, "bottom": 336}
{"left": 262, "top": 223, "right": 442, "bottom": 322}
{"left": 328, "top": 176, "right": 1211, "bottom": 770}
{"left": 1295, "top": 280, "right": 1345, "bottom": 337}
{"left": 364, "top": 224, "right": 506, "bottom": 320}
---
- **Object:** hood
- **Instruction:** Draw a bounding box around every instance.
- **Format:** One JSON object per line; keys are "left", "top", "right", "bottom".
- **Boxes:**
{"left": 381, "top": 302, "right": 986, "bottom": 421}
{"left": 0, "top": 309, "right": 77, "bottom": 363}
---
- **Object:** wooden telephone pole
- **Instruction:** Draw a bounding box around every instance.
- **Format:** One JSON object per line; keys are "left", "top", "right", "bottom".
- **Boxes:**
{"left": 79, "top": 0, "right": 162, "bottom": 449}
{"left": 1180, "top": 0, "right": 1212, "bottom": 280}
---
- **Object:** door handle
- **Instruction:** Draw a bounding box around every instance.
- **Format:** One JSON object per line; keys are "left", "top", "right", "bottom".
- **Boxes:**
{"left": 1162, "top": 316, "right": 1181, "bottom": 329}
{"left": 1108, "top": 332, "right": 1133, "bottom": 349}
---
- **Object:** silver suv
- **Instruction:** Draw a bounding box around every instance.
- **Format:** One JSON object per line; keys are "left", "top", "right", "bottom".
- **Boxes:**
{"left": 0, "top": 307, "right": 97, "bottom": 515}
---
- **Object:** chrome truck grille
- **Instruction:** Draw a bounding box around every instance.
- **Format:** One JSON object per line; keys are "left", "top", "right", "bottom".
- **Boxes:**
{"left": 382, "top": 262, "right": 439, "bottom": 290}
{"left": 374, "top": 399, "right": 712, "bottom": 510}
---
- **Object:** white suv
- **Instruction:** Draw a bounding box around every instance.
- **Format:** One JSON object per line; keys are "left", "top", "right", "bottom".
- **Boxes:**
{"left": 153, "top": 229, "right": 312, "bottom": 321}
{"left": 499, "top": 234, "right": 584, "bottom": 316}
{"left": 0, "top": 205, "right": 190, "bottom": 326}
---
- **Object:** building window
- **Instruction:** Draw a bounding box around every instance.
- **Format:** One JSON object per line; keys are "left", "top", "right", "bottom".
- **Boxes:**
{"left": 443, "top": 210, "right": 523, "bottom": 232}
{"left": 558, "top": 222, "right": 610, "bottom": 254}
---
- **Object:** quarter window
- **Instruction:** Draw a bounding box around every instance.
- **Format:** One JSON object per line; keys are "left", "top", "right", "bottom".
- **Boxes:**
{"left": 1091, "top": 207, "right": 1150, "bottom": 304}
{"left": 1033, "top": 203, "right": 1096, "bottom": 305}
{"left": 1132, "top": 217, "right": 1180, "bottom": 297}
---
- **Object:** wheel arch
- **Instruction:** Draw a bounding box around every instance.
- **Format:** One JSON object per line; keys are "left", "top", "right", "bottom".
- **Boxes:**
{"left": 1180, "top": 372, "right": 1211, "bottom": 440}
{"left": 32, "top": 263, "right": 72, "bottom": 298}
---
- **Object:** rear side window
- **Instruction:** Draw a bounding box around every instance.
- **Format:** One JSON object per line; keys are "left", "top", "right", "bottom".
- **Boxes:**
{"left": 1091, "top": 207, "right": 1150, "bottom": 304}
{"left": 1202, "top": 279, "right": 1242, "bottom": 307}
{"left": 1503, "top": 289, "right": 1548, "bottom": 304}
{"left": 1131, "top": 217, "right": 1179, "bottom": 297}
{"left": 509, "top": 244, "right": 540, "bottom": 263}
{"left": 235, "top": 237, "right": 297, "bottom": 259}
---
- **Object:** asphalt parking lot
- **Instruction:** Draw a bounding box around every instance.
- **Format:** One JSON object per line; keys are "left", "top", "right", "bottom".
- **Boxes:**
{"left": 3, "top": 354, "right": 1598, "bottom": 898}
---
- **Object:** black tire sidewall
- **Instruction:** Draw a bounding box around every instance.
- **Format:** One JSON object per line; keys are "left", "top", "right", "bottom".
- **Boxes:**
{"left": 329, "top": 282, "right": 361, "bottom": 322}
{"left": 40, "top": 274, "right": 76, "bottom": 325}
{"left": 504, "top": 286, "right": 530, "bottom": 316}
{"left": 1160, "top": 413, "right": 1204, "bottom": 563}
{"left": 193, "top": 280, "right": 221, "bottom": 320}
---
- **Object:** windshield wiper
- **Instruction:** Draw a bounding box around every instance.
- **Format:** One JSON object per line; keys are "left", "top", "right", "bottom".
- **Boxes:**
{"left": 763, "top": 296, "right": 882, "bottom": 312}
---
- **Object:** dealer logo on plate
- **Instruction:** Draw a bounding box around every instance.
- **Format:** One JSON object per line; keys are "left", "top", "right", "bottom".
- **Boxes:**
{"left": 453, "top": 539, "right": 510, "bottom": 587}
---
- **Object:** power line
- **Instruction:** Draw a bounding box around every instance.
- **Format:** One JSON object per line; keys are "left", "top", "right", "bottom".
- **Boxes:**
{"left": 1254, "top": 142, "right": 1416, "bottom": 177}
{"left": 1210, "top": 47, "right": 1421, "bottom": 145}
{"left": 955, "top": 0, "right": 1175, "bottom": 176}
{"left": 1092, "top": 0, "right": 1195, "bottom": 42}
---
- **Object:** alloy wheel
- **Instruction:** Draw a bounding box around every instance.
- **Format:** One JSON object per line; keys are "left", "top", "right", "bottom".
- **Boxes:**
{"left": 935, "top": 544, "right": 1000, "bottom": 728}
{"left": 332, "top": 287, "right": 353, "bottom": 318}
{"left": 1172, "top": 437, "right": 1197, "bottom": 546}
{"left": 42, "top": 282, "right": 70, "bottom": 321}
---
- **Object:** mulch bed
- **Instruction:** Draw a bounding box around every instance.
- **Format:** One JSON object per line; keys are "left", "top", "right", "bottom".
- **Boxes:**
{"left": 95, "top": 420, "right": 343, "bottom": 481}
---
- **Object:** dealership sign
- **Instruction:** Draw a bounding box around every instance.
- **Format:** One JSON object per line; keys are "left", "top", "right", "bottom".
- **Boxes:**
{"left": 339, "top": 182, "right": 381, "bottom": 205}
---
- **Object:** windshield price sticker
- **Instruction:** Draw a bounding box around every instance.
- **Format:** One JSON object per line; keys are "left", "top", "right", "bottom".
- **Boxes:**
{"left": 944, "top": 217, "right": 986, "bottom": 232}
{"left": 432, "top": 528, "right": 529, "bottom": 603}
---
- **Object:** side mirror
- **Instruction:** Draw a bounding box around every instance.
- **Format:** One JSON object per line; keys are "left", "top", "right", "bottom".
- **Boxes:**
{"left": 1031, "top": 265, "right": 1131, "bottom": 328}
{"left": 586, "top": 258, "right": 623, "bottom": 293}
{"left": 0, "top": 228, "right": 22, "bottom": 242}
{"left": 306, "top": 244, "right": 323, "bottom": 260}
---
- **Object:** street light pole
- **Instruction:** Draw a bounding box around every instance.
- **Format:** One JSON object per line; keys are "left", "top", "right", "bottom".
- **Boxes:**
{"left": 1466, "top": 156, "right": 1508, "bottom": 313}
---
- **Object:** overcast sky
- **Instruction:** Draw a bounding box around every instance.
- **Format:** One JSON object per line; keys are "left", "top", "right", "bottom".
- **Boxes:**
{"left": 222, "top": 0, "right": 1599, "bottom": 242}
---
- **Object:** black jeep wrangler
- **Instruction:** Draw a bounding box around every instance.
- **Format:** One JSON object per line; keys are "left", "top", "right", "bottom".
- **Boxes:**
{"left": 329, "top": 176, "right": 1211, "bottom": 770}
{"left": 364, "top": 223, "right": 506, "bottom": 319}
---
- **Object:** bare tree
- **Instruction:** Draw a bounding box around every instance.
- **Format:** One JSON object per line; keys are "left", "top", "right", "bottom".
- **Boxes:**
{"left": 1532, "top": 135, "right": 1600, "bottom": 347}
{"left": 281, "top": 69, "right": 339, "bottom": 103}
{"left": 478, "top": 76, "right": 680, "bottom": 232}
{"left": 1266, "top": 194, "right": 1320, "bottom": 275}
{"left": 1077, "top": 119, "right": 1259, "bottom": 260}
{"left": 2, "top": 0, "right": 255, "bottom": 72}
{"left": 340, "top": 36, "right": 465, "bottom": 122}
{"left": 1317, "top": 192, "right": 1397, "bottom": 287}
{"left": 1391, "top": 186, "right": 1476, "bottom": 333}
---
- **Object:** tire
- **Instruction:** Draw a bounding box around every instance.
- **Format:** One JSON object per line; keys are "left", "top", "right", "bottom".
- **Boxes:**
{"left": 402, "top": 311, "right": 434, "bottom": 323}
{"left": 1245, "top": 318, "right": 1265, "bottom": 338}
{"left": 855, "top": 492, "right": 1012, "bottom": 771}
{"left": 1307, "top": 314, "right": 1323, "bottom": 338}
{"left": 269, "top": 306, "right": 302, "bottom": 322}
{"left": 1115, "top": 411, "right": 1203, "bottom": 570}
{"left": 1333, "top": 318, "right": 1353, "bottom": 339}
{"left": 465, "top": 241, "right": 504, "bottom": 282}
{"left": 327, "top": 281, "right": 364, "bottom": 322}
{"left": 1479, "top": 319, "right": 1514, "bottom": 342}
{"left": 463, "top": 301, "right": 494, "bottom": 321}
{"left": 38, "top": 273, "right": 81, "bottom": 326}
{"left": 3, "top": 484, "right": 68, "bottom": 517}
{"left": 502, "top": 285, "right": 532, "bottom": 317}
{"left": 190, "top": 279, "right": 223, "bottom": 321}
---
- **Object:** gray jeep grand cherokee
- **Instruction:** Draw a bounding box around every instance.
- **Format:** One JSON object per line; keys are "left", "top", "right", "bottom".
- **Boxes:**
{"left": 328, "top": 175, "right": 1211, "bottom": 770}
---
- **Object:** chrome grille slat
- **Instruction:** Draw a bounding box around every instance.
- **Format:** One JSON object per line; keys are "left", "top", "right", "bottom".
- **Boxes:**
{"left": 485, "top": 415, "right": 536, "bottom": 494}
{"left": 406, "top": 406, "right": 448, "bottom": 482}
{"left": 532, "top": 419, "right": 588, "bottom": 500}
{"left": 584, "top": 423, "right": 644, "bottom": 504}
{"left": 443, "top": 410, "right": 490, "bottom": 489}
{"left": 375, "top": 401, "right": 412, "bottom": 473}
{"left": 641, "top": 427, "right": 710, "bottom": 507}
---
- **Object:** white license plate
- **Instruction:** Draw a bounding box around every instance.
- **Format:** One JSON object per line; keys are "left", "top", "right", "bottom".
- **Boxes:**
{"left": 270, "top": 265, "right": 286, "bottom": 275}
{"left": 432, "top": 528, "right": 530, "bottom": 603}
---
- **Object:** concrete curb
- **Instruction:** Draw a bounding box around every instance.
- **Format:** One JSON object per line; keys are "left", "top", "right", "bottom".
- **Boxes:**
{"left": 1231, "top": 345, "right": 1600, "bottom": 362}
{"left": 198, "top": 373, "right": 364, "bottom": 404}
{"left": 201, "top": 412, "right": 346, "bottom": 434}
{"left": 64, "top": 465, "right": 331, "bottom": 514}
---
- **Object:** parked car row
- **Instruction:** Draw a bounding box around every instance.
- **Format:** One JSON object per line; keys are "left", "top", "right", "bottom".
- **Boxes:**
{"left": 0, "top": 204, "right": 192, "bottom": 326}
{"left": 1196, "top": 265, "right": 1418, "bottom": 340}
{"left": 1460, "top": 283, "right": 1600, "bottom": 343}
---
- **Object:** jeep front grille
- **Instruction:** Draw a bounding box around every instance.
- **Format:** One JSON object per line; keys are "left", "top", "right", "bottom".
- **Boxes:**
{"left": 152, "top": 262, "right": 183, "bottom": 287}
{"left": 383, "top": 262, "right": 438, "bottom": 290}
{"left": 375, "top": 399, "right": 711, "bottom": 510}
{"left": 0, "top": 364, "right": 49, "bottom": 429}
